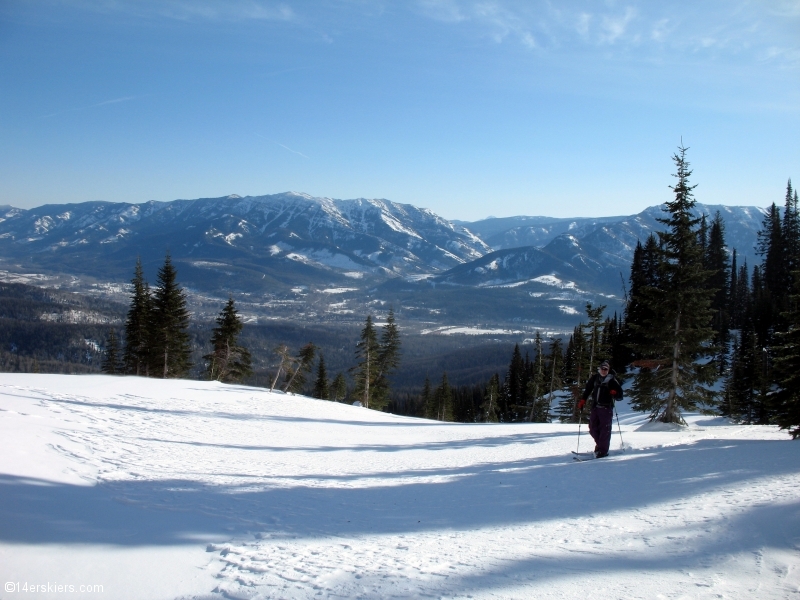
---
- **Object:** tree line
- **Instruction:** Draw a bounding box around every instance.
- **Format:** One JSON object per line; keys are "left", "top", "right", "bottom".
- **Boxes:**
{"left": 394, "top": 147, "right": 800, "bottom": 437}
{"left": 102, "top": 254, "right": 403, "bottom": 407}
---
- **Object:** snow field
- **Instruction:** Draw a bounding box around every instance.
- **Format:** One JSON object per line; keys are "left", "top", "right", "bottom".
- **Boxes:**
{"left": 0, "top": 373, "right": 798, "bottom": 599}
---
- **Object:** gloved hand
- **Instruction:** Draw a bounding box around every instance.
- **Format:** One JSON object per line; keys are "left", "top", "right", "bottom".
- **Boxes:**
{"left": 610, "top": 389, "right": 617, "bottom": 396}
{"left": 578, "top": 399, "right": 585, "bottom": 411}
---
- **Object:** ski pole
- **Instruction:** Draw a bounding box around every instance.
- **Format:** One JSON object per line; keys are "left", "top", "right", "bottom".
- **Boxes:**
{"left": 614, "top": 403, "right": 624, "bottom": 451}
{"left": 576, "top": 407, "right": 583, "bottom": 453}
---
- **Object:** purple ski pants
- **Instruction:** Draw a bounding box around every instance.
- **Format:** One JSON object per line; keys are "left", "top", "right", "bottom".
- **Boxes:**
{"left": 589, "top": 405, "right": 614, "bottom": 455}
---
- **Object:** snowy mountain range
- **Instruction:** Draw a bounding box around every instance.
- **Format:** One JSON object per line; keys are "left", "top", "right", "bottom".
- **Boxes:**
{"left": 0, "top": 193, "right": 767, "bottom": 327}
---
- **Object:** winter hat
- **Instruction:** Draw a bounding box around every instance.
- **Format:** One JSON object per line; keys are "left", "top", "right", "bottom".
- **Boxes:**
{"left": 600, "top": 360, "right": 610, "bottom": 369}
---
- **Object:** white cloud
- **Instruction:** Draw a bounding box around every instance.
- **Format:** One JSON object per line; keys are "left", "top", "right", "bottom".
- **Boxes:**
{"left": 576, "top": 12, "right": 591, "bottom": 37}
{"left": 599, "top": 6, "right": 637, "bottom": 44}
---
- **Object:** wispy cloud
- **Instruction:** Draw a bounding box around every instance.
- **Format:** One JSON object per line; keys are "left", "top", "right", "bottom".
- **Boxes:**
{"left": 412, "top": 1, "right": 800, "bottom": 69}
{"left": 58, "top": 0, "right": 295, "bottom": 23}
{"left": 256, "top": 134, "right": 309, "bottom": 159}
{"left": 40, "top": 96, "right": 139, "bottom": 119}
{"left": 599, "top": 7, "right": 637, "bottom": 45}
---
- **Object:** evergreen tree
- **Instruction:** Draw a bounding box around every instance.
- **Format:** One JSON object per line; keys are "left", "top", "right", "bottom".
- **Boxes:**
{"left": 503, "top": 344, "right": 525, "bottom": 421}
{"left": 706, "top": 212, "right": 730, "bottom": 372}
{"left": 312, "top": 354, "right": 330, "bottom": 399}
{"left": 526, "top": 333, "right": 548, "bottom": 422}
{"left": 434, "top": 372, "right": 453, "bottom": 421}
{"left": 584, "top": 303, "right": 608, "bottom": 371}
{"left": 101, "top": 329, "right": 122, "bottom": 374}
{"left": 773, "top": 270, "right": 800, "bottom": 437}
{"left": 149, "top": 254, "right": 192, "bottom": 379}
{"left": 556, "top": 334, "right": 577, "bottom": 422}
{"left": 480, "top": 373, "right": 500, "bottom": 423}
{"left": 782, "top": 180, "right": 799, "bottom": 290}
{"left": 629, "top": 145, "right": 717, "bottom": 423}
{"left": 203, "top": 297, "right": 252, "bottom": 383}
{"left": 422, "top": 376, "right": 435, "bottom": 418}
{"left": 123, "top": 258, "right": 152, "bottom": 376}
{"left": 331, "top": 373, "right": 347, "bottom": 402}
{"left": 352, "top": 315, "right": 379, "bottom": 408}
{"left": 545, "top": 337, "right": 564, "bottom": 420}
{"left": 372, "top": 308, "right": 402, "bottom": 410}
{"left": 757, "top": 203, "right": 784, "bottom": 298}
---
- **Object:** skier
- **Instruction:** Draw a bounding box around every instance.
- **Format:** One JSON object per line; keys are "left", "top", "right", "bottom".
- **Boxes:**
{"left": 578, "top": 360, "right": 622, "bottom": 458}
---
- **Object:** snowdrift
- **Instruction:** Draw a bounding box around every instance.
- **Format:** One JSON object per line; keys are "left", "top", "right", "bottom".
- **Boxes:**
{"left": 1, "top": 374, "right": 798, "bottom": 599}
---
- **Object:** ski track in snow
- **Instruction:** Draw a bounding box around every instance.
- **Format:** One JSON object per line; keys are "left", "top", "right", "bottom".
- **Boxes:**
{"left": 0, "top": 374, "right": 798, "bottom": 599}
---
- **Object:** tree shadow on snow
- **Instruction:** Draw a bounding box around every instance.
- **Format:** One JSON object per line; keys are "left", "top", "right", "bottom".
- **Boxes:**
{"left": 0, "top": 438, "right": 797, "bottom": 553}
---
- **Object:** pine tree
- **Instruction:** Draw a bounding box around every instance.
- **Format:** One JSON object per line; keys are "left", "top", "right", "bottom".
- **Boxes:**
{"left": 556, "top": 334, "right": 576, "bottom": 421}
{"left": 149, "top": 254, "right": 192, "bottom": 379}
{"left": 203, "top": 297, "right": 252, "bottom": 383}
{"left": 583, "top": 303, "right": 608, "bottom": 371}
{"left": 422, "top": 376, "right": 435, "bottom": 418}
{"left": 781, "top": 180, "right": 799, "bottom": 290}
{"left": 101, "top": 329, "right": 122, "bottom": 374}
{"left": 758, "top": 203, "right": 783, "bottom": 298}
{"left": 480, "top": 373, "right": 500, "bottom": 423}
{"left": 312, "top": 354, "right": 329, "bottom": 399}
{"left": 352, "top": 315, "right": 379, "bottom": 408}
{"left": 629, "top": 145, "right": 717, "bottom": 423}
{"left": 372, "top": 308, "right": 402, "bottom": 410}
{"left": 773, "top": 270, "right": 800, "bottom": 437}
{"left": 330, "top": 372, "right": 347, "bottom": 402}
{"left": 545, "top": 337, "right": 563, "bottom": 420}
{"left": 706, "top": 212, "right": 730, "bottom": 373}
{"left": 526, "top": 333, "right": 548, "bottom": 422}
{"left": 434, "top": 372, "right": 453, "bottom": 421}
{"left": 123, "top": 258, "right": 152, "bottom": 376}
{"left": 503, "top": 344, "right": 525, "bottom": 421}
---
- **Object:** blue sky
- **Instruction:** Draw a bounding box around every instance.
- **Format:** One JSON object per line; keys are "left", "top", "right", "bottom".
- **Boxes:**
{"left": 1, "top": 1, "right": 798, "bottom": 220}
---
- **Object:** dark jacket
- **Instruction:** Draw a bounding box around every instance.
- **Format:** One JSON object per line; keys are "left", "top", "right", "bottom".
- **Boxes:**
{"left": 581, "top": 370, "right": 623, "bottom": 408}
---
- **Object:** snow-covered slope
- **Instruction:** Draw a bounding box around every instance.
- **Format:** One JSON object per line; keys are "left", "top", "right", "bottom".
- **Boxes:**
{"left": 1, "top": 374, "right": 797, "bottom": 599}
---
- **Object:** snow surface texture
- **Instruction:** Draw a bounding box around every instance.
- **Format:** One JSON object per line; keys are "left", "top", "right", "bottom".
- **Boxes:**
{"left": 0, "top": 374, "right": 798, "bottom": 600}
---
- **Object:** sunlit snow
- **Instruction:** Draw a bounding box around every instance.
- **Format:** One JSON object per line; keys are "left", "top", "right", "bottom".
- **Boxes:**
{"left": 0, "top": 374, "right": 797, "bottom": 599}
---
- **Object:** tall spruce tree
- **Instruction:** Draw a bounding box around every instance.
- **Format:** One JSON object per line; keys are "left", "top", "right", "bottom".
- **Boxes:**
{"left": 781, "top": 181, "right": 799, "bottom": 291}
{"left": 101, "top": 329, "right": 122, "bottom": 374}
{"left": 772, "top": 266, "right": 800, "bottom": 437}
{"left": 371, "top": 308, "right": 402, "bottom": 410}
{"left": 123, "top": 258, "right": 152, "bottom": 376}
{"left": 526, "top": 332, "right": 548, "bottom": 422}
{"left": 203, "top": 297, "right": 252, "bottom": 383}
{"left": 434, "top": 372, "right": 453, "bottom": 421}
{"left": 331, "top": 372, "right": 347, "bottom": 402}
{"left": 545, "top": 337, "right": 563, "bottom": 421}
{"left": 629, "top": 145, "right": 716, "bottom": 423}
{"left": 150, "top": 254, "right": 192, "bottom": 379}
{"left": 313, "top": 354, "right": 330, "bottom": 400}
{"left": 583, "top": 303, "right": 608, "bottom": 370}
{"left": 504, "top": 344, "right": 525, "bottom": 421}
{"left": 758, "top": 203, "right": 784, "bottom": 299}
{"left": 352, "top": 315, "right": 379, "bottom": 408}
{"left": 481, "top": 373, "right": 500, "bottom": 423}
{"left": 706, "top": 212, "right": 730, "bottom": 373}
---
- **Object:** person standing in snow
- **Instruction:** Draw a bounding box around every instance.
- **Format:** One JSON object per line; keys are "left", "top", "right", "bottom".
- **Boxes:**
{"left": 578, "top": 360, "right": 622, "bottom": 458}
